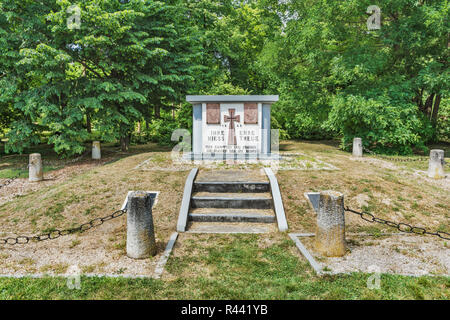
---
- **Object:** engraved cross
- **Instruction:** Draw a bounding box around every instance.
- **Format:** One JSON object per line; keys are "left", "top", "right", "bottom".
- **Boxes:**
{"left": 224, "top": 109, "right": 240, "bottom": 145}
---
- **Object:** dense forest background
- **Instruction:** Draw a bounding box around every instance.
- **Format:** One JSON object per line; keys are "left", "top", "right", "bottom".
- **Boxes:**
{"left": 0, "top": 0, "right": 448, "bottom": 156}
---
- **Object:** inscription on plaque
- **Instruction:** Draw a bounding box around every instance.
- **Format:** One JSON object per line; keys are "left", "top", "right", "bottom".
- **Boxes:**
{"left": 206, "top": 103, "right": 220, "bottom": 124}
{"left": 244, "top": 103, "right": 258, "bottom": 124}
{"left": 203, "top": 103, "right": 260, "bottom": 154}
{"left": 186, "top": 95, "right": 279, "bottom": 159}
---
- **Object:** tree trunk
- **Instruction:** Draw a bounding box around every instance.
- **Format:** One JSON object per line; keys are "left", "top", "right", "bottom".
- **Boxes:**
{"left": 424, "top": 93, "right": 435, "bottom": 117}
{"left": 415, "top": 88, "right": 424, "bottom": 111}
{"left": 154, "top": 105, "right": 160, "bottom": 119}
{"left": 86, "top": 113, "right": 92, "bottom": 133}
{"left": 431, "top": 94, "right": 441, "bottom": 127}
{"left": 120, "top": 135, "right": 130, "bottom": 152}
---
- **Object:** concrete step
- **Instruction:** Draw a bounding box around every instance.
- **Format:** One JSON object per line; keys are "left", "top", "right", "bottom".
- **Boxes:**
{"left": 189, "top": 209, "right": 275, "bottom": 223}
{"left": 190, "top": 208, "right": 275, "bottom": 215}
{"left": 193, "top": 181, "right": 270, "bottom": 193}
{"left": 186, "top": 222, "right": 276, "bottom": 234}
{"left": 196, "top": 170, "right": 268, "bottom": 183}
{"left": 191, "top": 192, "right": 273, "bottom": 209}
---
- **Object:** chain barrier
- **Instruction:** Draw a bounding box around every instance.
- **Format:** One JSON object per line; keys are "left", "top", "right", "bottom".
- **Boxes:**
{"left": 0, "top": 173, "right": 20, "bottom": 189}
{"left": 342, "top": 142, "right": 429, "bottom": 162}
{"left": 345, "top": 207, "right": 450, "bottom": 240}
{"left": 42, "top": 149, "right": 91, "bottom": 167}
{"left": 0, "top": 164, "right": 29, "bottom": 190}
{"left": 362, "top": 146, "right": 429, "bottom": 162}
{"left": 0, "top": 150, "right": 91, "bottom": 190}
{"left": 0, "top": 208, "right": 127, "bottom": 245}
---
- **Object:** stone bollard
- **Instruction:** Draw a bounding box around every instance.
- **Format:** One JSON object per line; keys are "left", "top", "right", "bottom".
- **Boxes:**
{"left": 92, "top": 141, "right": 101, "bottom": 160}
{"left": 428, "top": 149, "right": 445, "bottom": 179}
{"left": 29, "top": 153, "right": 43, "bottom": 182}
{"left": 315, "top": 191, "right": 346, "bottom": 257}
{"left": 126, "top": 191, "right": 157, "bottom": 259}
{"left": 352, "top": 137, "right": 363, "bottom": 157}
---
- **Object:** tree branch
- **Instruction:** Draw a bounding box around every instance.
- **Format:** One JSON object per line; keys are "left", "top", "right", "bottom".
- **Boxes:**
{"left": 78, "top": 60, "right": 103, "bottom": 78}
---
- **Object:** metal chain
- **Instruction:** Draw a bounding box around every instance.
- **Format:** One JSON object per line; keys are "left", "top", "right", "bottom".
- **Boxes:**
{"left": 1, "top": 150, "right": 91, "bottom": 190}
{"left": 0, "top": 208, "right": 127, "bottom": 245}
{"left": 42, "top": 149, "right": 91, "bottom": 167}
{"left": 362, "top": 146, "right": 429, "bottom": 162}
{"left": 345, "top": 207, "right": 450, "bottom": 240}
{"left": 0, "top": 164, "right": 29, "bottom": 190}
{"left": 0, "top": 173, "right": 20, "bottom": 189}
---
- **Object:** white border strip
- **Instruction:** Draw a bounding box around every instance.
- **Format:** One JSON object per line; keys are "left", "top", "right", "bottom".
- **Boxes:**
{"left": 304, "top": 192, "right": 320, "bottom": 214}
{"left": 288, "top": 233, "right": 323, "bottom": 275}
{"left": 121, "top": 191, "right": 159, "bottom": 210}
{"left": 153, "top": 232, "right": 178, "bottom": 279}
{"left": 264, "top": 167, "right": 288, "bottom": 232}
{"left": 176, "top": 168, "right": 199, "bottom": 232}
{"left": 0, "top": 273, "right": 156, "bottom": 279}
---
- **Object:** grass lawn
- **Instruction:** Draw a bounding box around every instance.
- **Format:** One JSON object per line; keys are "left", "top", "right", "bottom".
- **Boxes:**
{"left": 0, "top": 140, "right": 449, "bottom": 299}
{"left": 0, "top": 234, "right": 449, "bottom": 300}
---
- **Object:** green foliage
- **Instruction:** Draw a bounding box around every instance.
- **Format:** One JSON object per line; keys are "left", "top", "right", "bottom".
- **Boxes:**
{"left": 147, "top": 117, "right": 180, "bottom": 147}
{"left": 262, "top": 0, "right": 449, "bottom": 151}
{"left": 0, "top": 0, "right": 448, "bottom": 154}
{"left": 326, "top": 95, "right": 433, "bottom": 154}
{"left": 1, "top": 0, "right": 202, "bottom": 156}
{"left": 200, "top": 75, "right": 251, "bottom": 95}
{"left": 437, "top": 98, "right": 450, "bottom": 141}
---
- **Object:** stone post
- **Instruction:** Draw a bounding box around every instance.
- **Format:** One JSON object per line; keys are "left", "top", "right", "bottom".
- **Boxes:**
{"left": 315, "top": 190, "right": 346, "bottom": 257}
{"left": 126, "top": 191, "right": 156, "bottom": 259}
{"left": 92, "top": 141, "right": 101, "bottom": 160}
{"left": 428, "top": 149, "right": 445, "bottom": 179}
{"left": 29, "top": 153, "right": 43, "bottom": 182}
{"left": 352, "top": 137, "right": 363, "bottom": 157}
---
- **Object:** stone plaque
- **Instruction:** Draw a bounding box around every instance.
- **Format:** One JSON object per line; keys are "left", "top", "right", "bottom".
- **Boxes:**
{"left": 244, "top": 103, "right": 258, "bottom": 124}
{"left": 206, "top": 103, "right": 220, "bottom": 124}
{"left": 203, "top": 103, "right": 260, "bottom": 154}
{"left": 186, "top": 95, "right": 279, "bottom": 159}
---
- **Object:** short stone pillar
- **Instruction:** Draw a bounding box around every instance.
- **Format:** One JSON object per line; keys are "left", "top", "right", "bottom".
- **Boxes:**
{"left": 352, "top": 137, "right": 363, "bottom": 157}
{"left": 92, "top": 141, "right": 101, "bottom": 160}
{"left": 315, "top": 191, "right": 346, "bottom": 257}
{"left": 29, "top": 153, "right": 43, "bottom": 182}
{"left": 126, "top": 191, "right": 156, "bottom": 259}
{"left": 428, "top": 149, "right": 445, "bottom": 179}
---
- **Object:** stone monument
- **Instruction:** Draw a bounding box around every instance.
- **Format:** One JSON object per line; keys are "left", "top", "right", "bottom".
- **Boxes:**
{"left": 315, "top": 190, "right": 346, "bottom": 257}
{"left": 428, "top": 149, "right": 445, "bottom": 179}
{"left": 92, "top": 141, "right": 101, "bottom": 160}
{"left": 185, "top": 95, "right": 279, "bottom": 160}
{"left": 29, "top": 153, "right": 43, "bottom": 182}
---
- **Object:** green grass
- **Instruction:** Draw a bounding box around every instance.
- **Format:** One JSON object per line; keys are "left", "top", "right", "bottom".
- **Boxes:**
{"left": 0, "top": 168, "right": 28, "bottom": 179}
{"left": 1, "top": 140, "right": 449, "bottom": 300}
{"left": 0, "top": 234, "right": 448, "bottom": 300}
{"left": 0, "top": 166, "right": 61, "bottom": 179}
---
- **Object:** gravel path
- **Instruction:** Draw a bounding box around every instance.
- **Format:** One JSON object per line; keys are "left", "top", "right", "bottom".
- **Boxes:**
{"left": 302, "top": 234, "right": 450, "bottom": 276}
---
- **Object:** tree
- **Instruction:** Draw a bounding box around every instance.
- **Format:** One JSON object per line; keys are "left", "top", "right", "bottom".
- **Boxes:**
{"left": 263, "top": 0, "right": 448, "bottom": 152}
{"left": 0, "top": 0, "right": 58, "bottom": 148}
{"left": 2, "top": 0, "right": 202, "bottom": 155}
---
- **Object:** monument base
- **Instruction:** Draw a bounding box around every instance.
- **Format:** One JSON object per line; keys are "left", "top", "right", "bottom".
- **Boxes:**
{"left": 181, "top": 153, "right": 282, "bottom": 161}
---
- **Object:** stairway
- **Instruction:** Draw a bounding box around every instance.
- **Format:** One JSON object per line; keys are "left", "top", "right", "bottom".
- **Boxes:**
{"left": 185, "top": 170, "right": 278, "bottom": 233}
